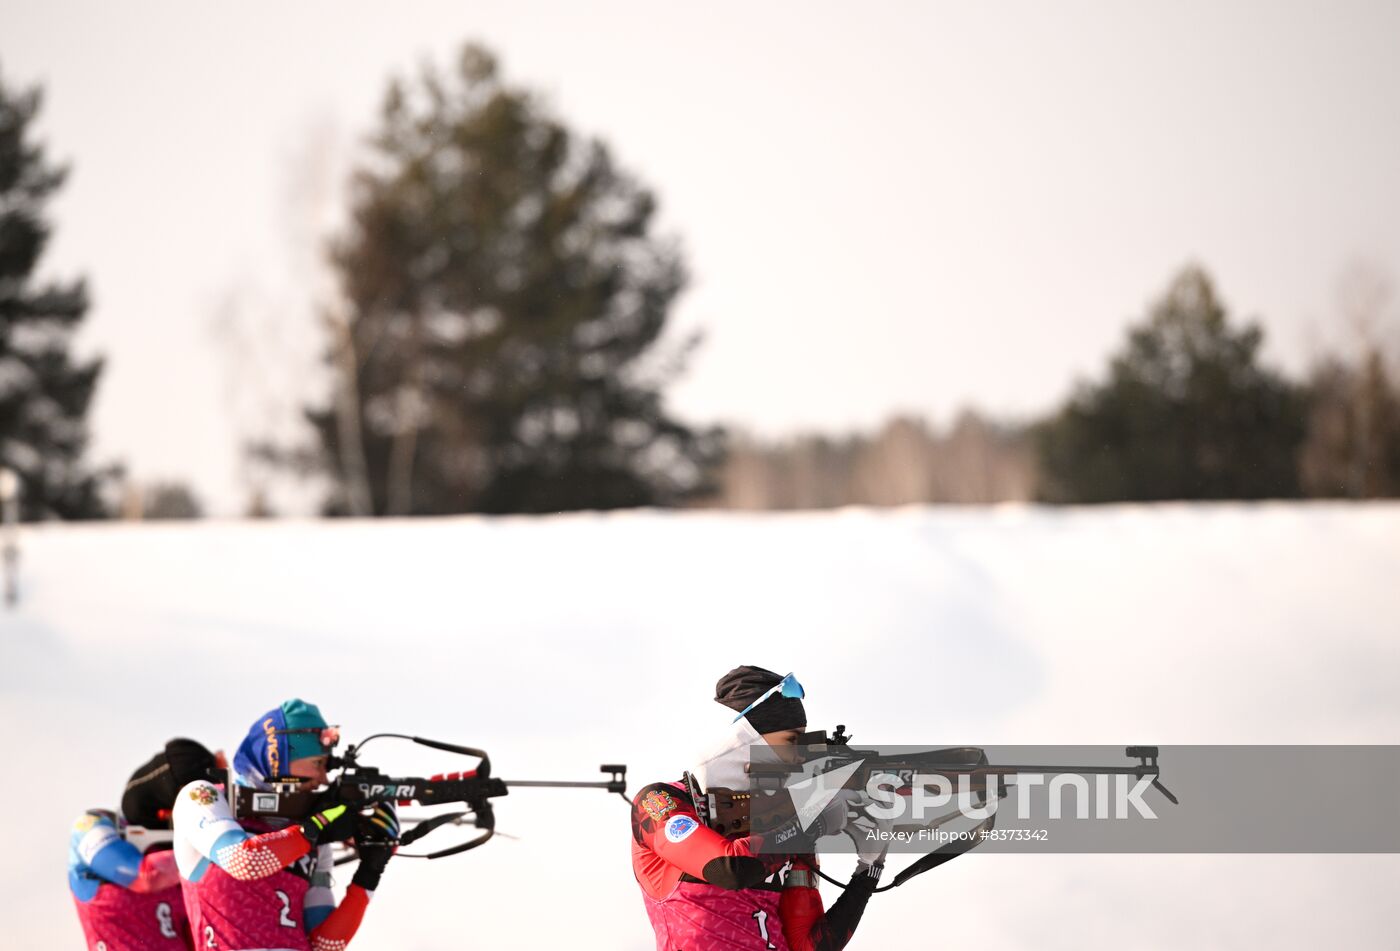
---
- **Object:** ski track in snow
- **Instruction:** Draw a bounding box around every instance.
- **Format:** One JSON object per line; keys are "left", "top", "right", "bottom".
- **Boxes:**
{"left": 2, "top": 503, "right": 1397, "bottom": 949}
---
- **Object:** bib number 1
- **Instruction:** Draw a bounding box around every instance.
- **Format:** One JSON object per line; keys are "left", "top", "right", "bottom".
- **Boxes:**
{"left": 752, "top": 909, "right": 777, "bottom": 949}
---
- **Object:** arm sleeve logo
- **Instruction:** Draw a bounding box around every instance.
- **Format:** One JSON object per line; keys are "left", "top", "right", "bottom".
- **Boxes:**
{"left": 642, "top": 790, "right": 679, "bottom": 822}
{"left": 664, "top": 815, "right": 699, "bottom": 843}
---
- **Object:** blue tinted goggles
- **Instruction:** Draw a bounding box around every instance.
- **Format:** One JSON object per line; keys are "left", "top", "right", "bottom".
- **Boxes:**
{"left": 732, "top": 673, "right": 805, "bottom": 723}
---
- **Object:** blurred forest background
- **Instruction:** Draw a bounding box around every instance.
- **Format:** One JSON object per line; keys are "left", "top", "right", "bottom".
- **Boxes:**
{"left": 3, "top": 42, "right": 1399, "bottom": 521}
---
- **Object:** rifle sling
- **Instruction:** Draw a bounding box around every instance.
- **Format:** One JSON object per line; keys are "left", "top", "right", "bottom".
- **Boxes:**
{"left": 815, "top": 812, "right": 996, "bottom": 893}
{"left": 398, "top": 810, "right": 467, "bottom": 846}
{"left": 879, "top": 812, "right": 996, "bottom": 892}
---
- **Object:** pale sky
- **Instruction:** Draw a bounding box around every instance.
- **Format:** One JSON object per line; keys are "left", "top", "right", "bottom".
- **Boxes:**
{"left": 3, "top": 0, "right": 1399, "bottom": 513}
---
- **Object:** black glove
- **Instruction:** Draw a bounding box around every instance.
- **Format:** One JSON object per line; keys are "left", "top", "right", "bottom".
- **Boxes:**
{"left": 350, "top": 802, "right": 399, "bottom": 892}
{"left": 298, "top": 803, "right": 356, "bottom": 846}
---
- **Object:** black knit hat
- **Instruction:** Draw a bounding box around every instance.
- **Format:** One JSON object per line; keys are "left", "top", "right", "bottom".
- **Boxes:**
{"left": 121, "top": 738, "right": 218, "bottom": 829}
{"left": 715, "top": 665, "right": 806, "bottom": 734}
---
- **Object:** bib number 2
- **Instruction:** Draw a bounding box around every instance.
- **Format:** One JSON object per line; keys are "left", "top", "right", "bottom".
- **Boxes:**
{"left": 275, "top": 889, "right": 296, "bottom": 928}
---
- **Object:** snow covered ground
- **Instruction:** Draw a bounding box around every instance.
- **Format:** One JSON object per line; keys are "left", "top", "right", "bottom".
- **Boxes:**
{"left": 2, "top": 503, "right": 1397, "bottom": 949}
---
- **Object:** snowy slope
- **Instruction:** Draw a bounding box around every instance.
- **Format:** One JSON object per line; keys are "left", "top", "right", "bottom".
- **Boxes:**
{"left": 2, "top": 503, "right": 1397, "bottom": 949}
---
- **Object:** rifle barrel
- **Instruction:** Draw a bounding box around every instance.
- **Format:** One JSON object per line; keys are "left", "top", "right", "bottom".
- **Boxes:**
{"left": 988, "top": 765, "right": 1156, "bottom": 775}
{"left": 878, "top": 765, "right": 1158, "bottom": 784}
{"left": 504, "top": 779, "right": 620, "bottom": 789}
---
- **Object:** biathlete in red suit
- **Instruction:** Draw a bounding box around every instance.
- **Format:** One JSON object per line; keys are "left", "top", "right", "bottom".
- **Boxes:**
{"left": 68, "top": 811, "right": 190, "bottom": 951}
{"left": 632, "top": 666, "right": 882, "bottom": 951}
{"left": 172, "top": 699, "right": 397, "bottom": 951}
{"left": 67, "top": 739, "right": 221, "bottom": 951}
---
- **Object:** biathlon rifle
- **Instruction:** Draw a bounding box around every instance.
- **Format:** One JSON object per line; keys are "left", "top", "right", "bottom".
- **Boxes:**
{"left": 230, "top": 733, "right": 627, "bottom": 859}
{"left": 700, "top": 726, "right": 1177, "bottom": 892}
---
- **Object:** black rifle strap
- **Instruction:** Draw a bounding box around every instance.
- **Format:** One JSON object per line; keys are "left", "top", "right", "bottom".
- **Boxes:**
{"left": 392, "top": 807, "right": 500, "bottom": 859}
{"left": 398, "top": 811, "right": 466, "bottom": 846}
{"left": 877, "top": 819, "right": 988, "bottom": 891}
{"left": 815, "top": 812, "right": 996, "bottom": 893}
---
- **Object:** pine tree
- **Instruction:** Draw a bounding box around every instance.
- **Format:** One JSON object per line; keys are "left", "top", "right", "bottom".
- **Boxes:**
{"left": 307, "top": 44, "right": 717, "bottom": 515}
{"left": 0, "top": 67, "right": 106, "bottom": 519}
{"left": 1036, "top": 265, "right": 1306, "bottom": 502}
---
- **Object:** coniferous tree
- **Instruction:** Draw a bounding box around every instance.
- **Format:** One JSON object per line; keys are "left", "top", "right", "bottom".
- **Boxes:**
{"left": 1036, "top": 265, "right": 1305, "bottom": 502}
{"left": 0, "top": 67, "right": 106, "bottom": 519}
{"left": 307, "top": 45, "right": 718, "bottom": 515}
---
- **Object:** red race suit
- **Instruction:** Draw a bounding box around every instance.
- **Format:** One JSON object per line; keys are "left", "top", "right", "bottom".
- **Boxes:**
{"left": 68, "top": 810, "right": 192, "bottom": 951}
{"left": 172, "top": 781, "right": 373, "bottom": 951}
{"left": 631, "top": 781, "right": 878, "bottom": 951}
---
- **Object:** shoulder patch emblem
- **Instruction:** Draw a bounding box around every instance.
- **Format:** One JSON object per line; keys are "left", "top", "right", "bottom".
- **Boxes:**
{"left": 73, "top": 814, "right": 97, "bottom": 833}
{"left": 664, "top": 815, "right": 699, "bottom": 843}
{"left": 188, "top": 785, "right": 218, "bottom": 806}
{"left": 642, "top": 789, "right": 679, "bottom": 822}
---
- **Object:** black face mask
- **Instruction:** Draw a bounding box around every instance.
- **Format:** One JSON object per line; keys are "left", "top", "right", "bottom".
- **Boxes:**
{"left": 743, "top": 695, "right": 808, "bottom": 735}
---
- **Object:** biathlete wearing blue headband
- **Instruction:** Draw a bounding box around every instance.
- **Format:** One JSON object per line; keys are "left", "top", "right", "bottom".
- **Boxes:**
{"left": 631, "top": 666, "right": 881, "bottom": 951}
{"left": 171, "top": 699, "right": 398, "bottom": 951}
